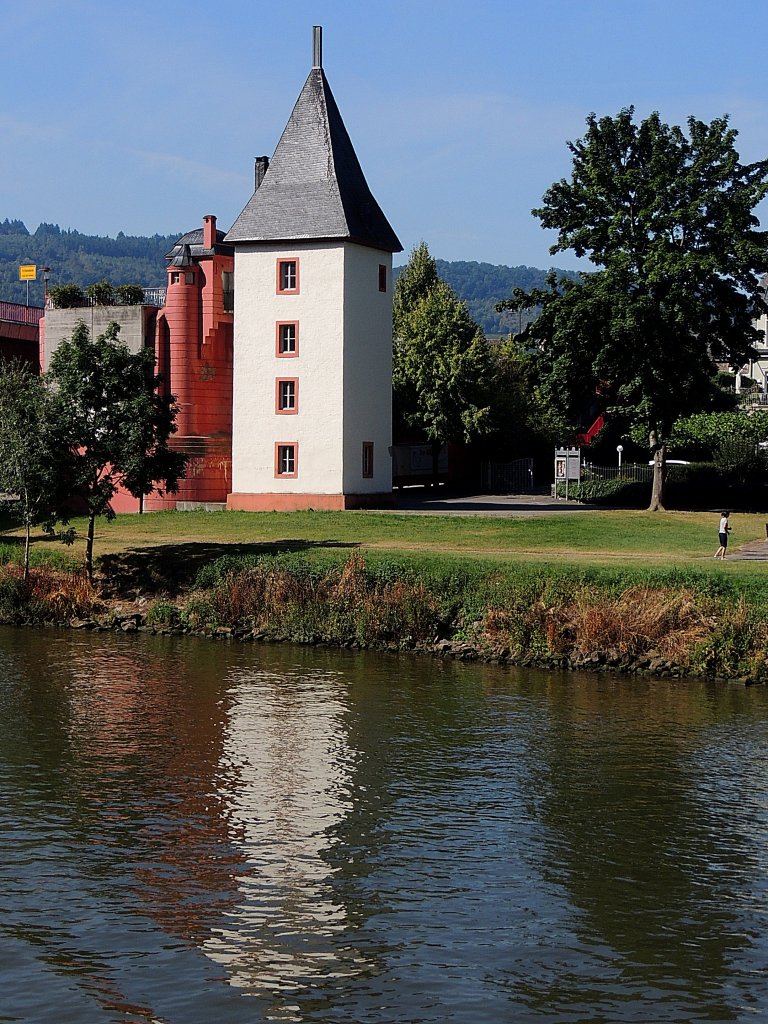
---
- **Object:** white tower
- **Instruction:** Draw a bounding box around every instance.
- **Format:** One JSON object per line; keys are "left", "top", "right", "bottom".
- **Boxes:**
{"left": 226, "top": 27, "right": 402, "bottom": 511}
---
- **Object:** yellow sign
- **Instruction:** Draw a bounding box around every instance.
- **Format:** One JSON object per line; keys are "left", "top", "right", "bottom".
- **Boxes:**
{"left": 19, "top": 265, "right": 37, "bottom": 281}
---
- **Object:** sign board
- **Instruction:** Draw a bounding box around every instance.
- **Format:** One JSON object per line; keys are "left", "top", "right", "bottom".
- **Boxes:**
{"left": 554, "top": 447, "right": 580, "bottom": 499}
{"left": 554, "top": 448, "right": 581, "bottom": 482}
{"left": 19, "top": 265, "right": 37, "bottom": 281}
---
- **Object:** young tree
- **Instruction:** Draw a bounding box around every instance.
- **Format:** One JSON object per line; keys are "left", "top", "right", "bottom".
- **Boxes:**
{"left": 499, "top": 109, "right": 768, "bottom": 509}
{"left": 0, "top": 361, "right": 64, "bottom": 580}
{"left": 48, "top": 321, "right": 186, "bottom": 582}
{"left": 393, "top": 243, "right": 493, "bottom": 481}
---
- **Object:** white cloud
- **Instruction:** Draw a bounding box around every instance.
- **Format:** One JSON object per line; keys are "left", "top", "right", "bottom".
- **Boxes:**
{"left": 0, "top": 114, "right": 63, "bottom": 143}
{"left": 130, "top": 149, "right": 251, "bottom": 192}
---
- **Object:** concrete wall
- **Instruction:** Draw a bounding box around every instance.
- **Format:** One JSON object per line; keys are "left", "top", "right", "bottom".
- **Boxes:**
{"left": 42, "top": 305, "right": 156, "bottom": 371}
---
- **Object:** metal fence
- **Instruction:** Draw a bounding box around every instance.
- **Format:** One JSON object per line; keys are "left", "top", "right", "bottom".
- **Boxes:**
{"left": 482, "top": 458, "right": 535, "bottom": 493}
{"left": 582, "top": 462, "right": 655, "bottom": 483}
{"left": 45, "top": 287, "right": 167, "bottom": 310}
{"left": 738, "top": 387, "right": 768, "bottom": 409}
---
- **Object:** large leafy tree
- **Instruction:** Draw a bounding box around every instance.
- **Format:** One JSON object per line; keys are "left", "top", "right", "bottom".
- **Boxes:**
{"left": 0, "top": 360, "right": 64, "bottom": 580}
{"left": 393, "top": 243, "right": 492, "bottom": 480}
{"left": 484, "top": 337, "right": 567, "bottom": 463}
{"left": 499, "top": 109, "right": 768, "bottom": 509}
{"left": 48, "top": 321, "right": 186, "bottom": 582}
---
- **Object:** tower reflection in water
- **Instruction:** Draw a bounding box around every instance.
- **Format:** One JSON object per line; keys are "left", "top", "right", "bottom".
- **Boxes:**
{"left": 203, "top": 664, "right": 374, "bottom": 1007}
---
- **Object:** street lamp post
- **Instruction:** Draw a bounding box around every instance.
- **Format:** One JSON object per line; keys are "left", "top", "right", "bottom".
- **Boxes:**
{"left": 617, "top": 445, "right": 624, "bottom": 473}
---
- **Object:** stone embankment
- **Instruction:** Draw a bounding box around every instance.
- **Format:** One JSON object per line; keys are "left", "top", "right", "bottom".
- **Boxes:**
{"left": 3, "top": 551, "right": 767, "bottom": 684}
{"left": 57, "top": 607, "right": 757, "bottom": 686}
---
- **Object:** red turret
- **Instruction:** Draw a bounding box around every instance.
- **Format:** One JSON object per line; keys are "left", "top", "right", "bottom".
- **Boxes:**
{"left": 144, "top": 216, "right": 234, "bottom": 509}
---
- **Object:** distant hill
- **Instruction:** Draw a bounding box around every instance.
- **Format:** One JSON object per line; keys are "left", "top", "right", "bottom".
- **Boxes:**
{"left": 0, "top": 219, "right": 178, "bottom": 306}
{"left": 0, "top": 217, "right": 578, "bottom": 332}
{"left": 397, "top": 259, "right": 581, "bottom": 336}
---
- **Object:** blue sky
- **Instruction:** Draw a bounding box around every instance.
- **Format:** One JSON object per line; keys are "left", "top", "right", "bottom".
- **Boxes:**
{"left": 2, "top": 0, "right": 767, "bottom": 270}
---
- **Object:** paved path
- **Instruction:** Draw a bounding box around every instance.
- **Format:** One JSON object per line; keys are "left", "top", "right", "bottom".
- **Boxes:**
{"left": 391, "top": 491, "right": 597, "bottom": 517}
{"left": 728, "top": 538, "right": 768, "bottom": 561}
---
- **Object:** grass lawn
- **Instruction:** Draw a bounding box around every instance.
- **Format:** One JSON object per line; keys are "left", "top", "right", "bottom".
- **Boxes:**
{"left": 3, "top": 508, "right": 768, "bottom": 588}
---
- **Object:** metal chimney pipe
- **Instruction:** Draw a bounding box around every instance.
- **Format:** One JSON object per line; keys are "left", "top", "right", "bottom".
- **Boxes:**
{"left": 312, "top": 25, "right": 322, "bottom": 68}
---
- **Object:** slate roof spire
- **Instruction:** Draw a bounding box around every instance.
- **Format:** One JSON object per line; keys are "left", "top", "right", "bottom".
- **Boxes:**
{"left": 225, "top": 27, "right": 402, "bottom": 253}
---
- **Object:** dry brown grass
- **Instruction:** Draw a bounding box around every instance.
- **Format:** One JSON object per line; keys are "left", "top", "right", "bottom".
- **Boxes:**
{"left": 545, "top": 585, "right": 715, "bottom": 661}
{"left": 0, "top": 564, "right": 100, "bottom": 621}
{"left": 188, "top": 552, "right": 441, "bottom": 645}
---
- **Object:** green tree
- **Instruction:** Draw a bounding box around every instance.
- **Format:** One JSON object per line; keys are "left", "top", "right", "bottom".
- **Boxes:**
{"left": 48, "top": 321, "right": 186, "bottom": 582}
{"left": 393, "top": 243, "right": 493, "bottom": 481}
{"left": 485, "top": 336, "right": 567, "bottom": 463}
{"left": 0, "top": 361, "right": 64, "bottom": 580}
{"left": 499, "top": 108, "right": 768, "bottom": 509}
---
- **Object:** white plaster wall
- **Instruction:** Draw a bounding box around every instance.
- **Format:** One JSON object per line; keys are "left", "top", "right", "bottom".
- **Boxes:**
{"left": 231, "top": 241, "right": 346, "bottom": 495}
{"left": 342, "top": 246, "right": 393, "bottom": 493}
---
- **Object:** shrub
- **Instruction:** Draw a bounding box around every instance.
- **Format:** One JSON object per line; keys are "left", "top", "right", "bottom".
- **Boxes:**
{"left": 0, "top": 565, "right": 97, "bottom": 621}
{"left": 48, "top": 283, "right": 84, "bottom": 309}
{"left": 86, "top": 279, "right": 114, "bottom": 305}
{"left": 557, "top": 477, "right": 648, "bottom": 506}
{"left": 145, "top": 600, "right": 181, "bottom": 627}
{"left": 0, "top": 568, "right": 26, "bottom": 620}
{"left": 187, "top": 553, "right": 442, "bottom": 647}
{"left": 115, "top": 284, "right": 145, "bottom": 305}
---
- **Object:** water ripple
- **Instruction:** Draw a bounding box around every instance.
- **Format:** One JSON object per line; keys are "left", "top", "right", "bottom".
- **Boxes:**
{"left": 2, "top": 629, "right": 768, "bottom": 1021}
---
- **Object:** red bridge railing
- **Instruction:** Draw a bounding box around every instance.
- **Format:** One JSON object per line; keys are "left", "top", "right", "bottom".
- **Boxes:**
{"left": 0, "top": 301, "right": 44, "bottom": 325}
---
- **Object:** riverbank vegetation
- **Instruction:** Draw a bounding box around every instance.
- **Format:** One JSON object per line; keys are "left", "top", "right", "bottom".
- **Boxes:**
{"left": 2, "top": 508, "right": 768, "bottom": 682}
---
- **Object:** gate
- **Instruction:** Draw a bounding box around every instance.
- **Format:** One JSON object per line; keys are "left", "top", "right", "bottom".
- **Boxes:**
{"left": 482, "top": 458, "right": 534, "bottom": 494}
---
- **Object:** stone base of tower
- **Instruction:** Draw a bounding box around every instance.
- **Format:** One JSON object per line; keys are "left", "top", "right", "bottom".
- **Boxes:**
{"left": 227, "top": 492, "right": 394, "bottom": 512}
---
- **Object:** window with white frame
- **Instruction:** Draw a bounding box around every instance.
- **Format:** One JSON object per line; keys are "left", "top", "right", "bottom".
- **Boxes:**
{"left": 276, "top": 378, "right": 297, "bottom": 413}
{"left": 275, "top": 443, "right": 297, "bottom": 477}
{"left": 277, "top": 321, "right": 298, "bottom": 356}
{"left": 277, "top": 259, "right": 299, "bottom": 293}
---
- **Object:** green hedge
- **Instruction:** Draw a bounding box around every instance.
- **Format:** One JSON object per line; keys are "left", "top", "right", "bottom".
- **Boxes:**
{"left": 561, "top": 463, "right": 768, "bottom": 511}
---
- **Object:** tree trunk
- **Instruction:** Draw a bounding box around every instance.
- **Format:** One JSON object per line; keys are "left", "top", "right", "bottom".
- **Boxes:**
{"left": 23, "top": 519, "right": 30, "bottom": 584}
{"left": 648, "top": 435, "right": 666, "bottom": 511}
{"left": 431, "top": 441, "right": 442, "bottom": 489}
{"left": 85, "top": 513, "right": 95, "bottom": 584}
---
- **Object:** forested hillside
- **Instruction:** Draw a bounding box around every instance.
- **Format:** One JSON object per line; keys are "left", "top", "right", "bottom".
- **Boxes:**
{"left": 0, "top": 217, "right": 577, "bottom": 332}
{"left": 0, "top": 219, "right": 177, "bottom": 306}
{"left": 433, "top": 259, "right": 579, "bottom": 335}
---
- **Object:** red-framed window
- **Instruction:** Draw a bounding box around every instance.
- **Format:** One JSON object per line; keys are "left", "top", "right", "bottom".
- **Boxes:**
{"left": 275, "top": 377, "right": 298, "bottom": 414}
{"left": 362, "top": 441, "right": 374, "bottom": 478}
{"left": 275, "top": 442, "right": 298, "bottom": 478}
{"left": 378, "top": 264, "right": 387, "bottom": 293}
{"left": 276, "top": 321, "right": 299, "bottom": 357}
{"left": 276, "top": 258, "right": 299, "bottom": 294}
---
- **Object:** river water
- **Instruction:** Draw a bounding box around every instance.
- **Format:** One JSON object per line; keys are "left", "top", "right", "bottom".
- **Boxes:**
{"left": 2, "top": 625, "right": 768, "bottom": 1023}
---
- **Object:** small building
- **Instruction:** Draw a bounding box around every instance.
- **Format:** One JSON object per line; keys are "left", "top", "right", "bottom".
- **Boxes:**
{"left": 225, "top": 26, "right": 402, "bottom": 511}
{"left": 39, "top": 214, "right": 234, "bottom": 511}
{"left": 737, "top": 277, "right": 768, "bottom": 409}
{"left": 36, "top": 26, "right": 399, "bottom": 514}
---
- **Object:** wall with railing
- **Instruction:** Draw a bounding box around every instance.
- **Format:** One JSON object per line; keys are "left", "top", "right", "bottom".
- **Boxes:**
{"left": 45, "top": 288, "right": 166, "bottom": 311}
{"left": 0, "top": 301, "right": 44, "bottom": 325}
